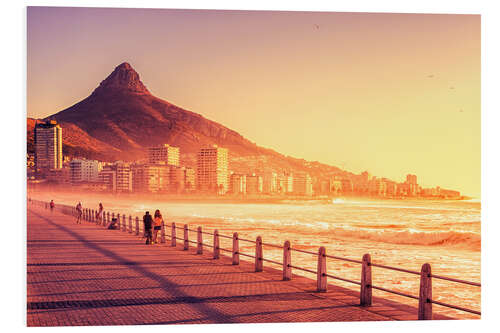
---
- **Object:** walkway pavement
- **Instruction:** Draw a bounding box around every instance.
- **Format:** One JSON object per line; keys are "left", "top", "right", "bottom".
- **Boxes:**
{"left": 27, "top": 206, "right": 451, "bottom": 326}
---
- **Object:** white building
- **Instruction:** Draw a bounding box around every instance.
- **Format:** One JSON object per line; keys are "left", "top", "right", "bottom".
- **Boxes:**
{"left": 70, "top": 159, "right": 101, "bottom": 184}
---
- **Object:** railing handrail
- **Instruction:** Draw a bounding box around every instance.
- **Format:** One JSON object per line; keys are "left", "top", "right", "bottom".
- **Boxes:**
{"left": 28, "top": 198, "right": 481, "bottom": 317}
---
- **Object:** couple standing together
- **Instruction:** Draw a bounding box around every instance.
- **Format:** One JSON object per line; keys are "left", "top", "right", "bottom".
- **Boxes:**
{"left": 143, "top": 210, "right": 163, "bottom": 245}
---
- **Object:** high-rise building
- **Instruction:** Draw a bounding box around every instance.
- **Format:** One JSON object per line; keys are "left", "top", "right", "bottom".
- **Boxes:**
{"left": 341, "top": 178, "right": 354, "bottom": 194}
{"left": 132, "top": 164, "right": 169, "bottom": 193}
{"left": 285, "top": 173, "right": 294, "bottom": 193}
{"left": 169, "top": 165, "right": 186, "bottom": 193}
{"left": 246, "top": 174, "right": 263, "bottom": 194}
{"left": 330, "top": 176, "right": 342, "bottom": 195}
{"left": 230, "top": 173, "right": 246, "bottom": 194}
{"left": 383, "top": 178, "right": 397, "bottom": 197}
{"left": 98, "top": 162, "right": 132, "bottom": 192}
{"left": 293, "top": 173, "right": 313, "bottom": 196}
{"left": 69, "top": 159, "right": 101, "bottom": 184}
{"left": 196, "top": 145, "right": 228, "bottom": 194}
{"left": 261, "top": 171, "right": 278, "bottom": 194}
{"left": 185, "top": 167, "right": 196, "bottom": 191}
{"left": 34, "top": 120, "right": 62, "bottom": 177}
{"left": 148, "top": 144, "right": 180, "bottom": 166}
{"left": 405, "top": 174, "right": 418, "bottom": 196}
{"left": 406, "top": 174, "right": 417, "bottom": 184}
{"left": 99, "top": 166, "right": 117, "bottom": 191}
{"left": 115, "top": 162, "right": 133, "bottom": 192}
{"left": 369, "top": 177, "right": 387, "bottom": 196}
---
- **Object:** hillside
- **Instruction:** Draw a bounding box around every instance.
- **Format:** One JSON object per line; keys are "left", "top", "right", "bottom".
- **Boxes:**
{"left": 30, "top": 62, "right": 343, "bottom": 177}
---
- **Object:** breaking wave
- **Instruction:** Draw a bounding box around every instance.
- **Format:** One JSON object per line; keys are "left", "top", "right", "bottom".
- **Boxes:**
{"left": 187, "top": 213, "right": 480, "bottom": 251}
{"left": 327, "top": 225, "right": 481, "bottom": 251}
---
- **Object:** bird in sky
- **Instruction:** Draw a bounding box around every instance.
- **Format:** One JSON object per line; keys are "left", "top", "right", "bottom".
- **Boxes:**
{"left": 314, "top": 24, "right": 320, "bottom": 30}
{"left": 427, "top": 74, "right": 434, "bottom": 78}
{"left": 450, "top": 86, "right": 455, "bottom": 90}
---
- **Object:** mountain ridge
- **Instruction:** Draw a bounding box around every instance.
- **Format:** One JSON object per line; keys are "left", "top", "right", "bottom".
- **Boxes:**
{"left": 30, "top": 62, "right": 343, "bottom": 177}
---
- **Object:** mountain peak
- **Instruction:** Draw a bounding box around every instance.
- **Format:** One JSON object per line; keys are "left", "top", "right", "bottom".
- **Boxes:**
{"left": 92, "top": 62, "right": 150, "bottom": 96}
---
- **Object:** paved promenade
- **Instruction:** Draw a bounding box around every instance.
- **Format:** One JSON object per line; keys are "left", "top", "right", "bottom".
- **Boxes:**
{"left": 27, "top": 206, "right": 450, "bottom": 326}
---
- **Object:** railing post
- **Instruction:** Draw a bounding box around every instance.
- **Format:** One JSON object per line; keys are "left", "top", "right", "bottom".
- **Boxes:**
{"left": 283, "top": 240, "right": 291, "bottom": 281}
{"left": 360, "top": 254, "right": 372, "bottom": 306}
{"left": 117, "top": 214, "right": 121, "bottom": 229}
{"left": 171, "top": 222, "right": 176, "bottom": 247}
{"left": 107, "top": 212, "right": 110, "bottom": 225}
{"left": 232, "top": 232, "right": 239, "bottom": 265}
{"left": 183, "top": 224, "right": 189, "bottom": 250}
{"left": 255, "top": 236, "right": 263, "bottom": 272}
{"left": 111, "top": 212, "right": 115, "bottom": 225}
{"left": 135, "top": 217, "right": 139, "bottom": 235}
{"left": 91, "top": 209, "right": 94, "bottom": 222}
{"left": 161, "top": 220, "right": 166, "bottom": 243}
{"left": 129, "top": 215, "right": 132, "bottom": 233}
{"left": 418, "top": 263, "right": 433, "bottom": 320}
{"left": 317, "top": 246, "right": 327, "bottom": 292}
{"left": 93, "top": 210, "right": 96, "bottom": 222}
{"left": 213, "top": 230, "right": 220, "bottom": 259}
{"left": 123, "top": 214, "right": 127, "bottom": 231}
{"left": 197, "top": 227, "right": 203, "bottom": 254}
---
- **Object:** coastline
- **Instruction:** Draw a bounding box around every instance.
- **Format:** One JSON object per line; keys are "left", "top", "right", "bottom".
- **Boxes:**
{"left": 27, "top": 183, "right": 472, "bottom": 205}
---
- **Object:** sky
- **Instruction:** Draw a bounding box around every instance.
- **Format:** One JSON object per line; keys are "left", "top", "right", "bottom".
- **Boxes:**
{"left": 27, "top": 7, "right": 481, "bottom": 197}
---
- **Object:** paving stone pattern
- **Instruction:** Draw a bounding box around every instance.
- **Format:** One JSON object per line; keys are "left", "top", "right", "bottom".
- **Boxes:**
{"left": 27, "top": 206, "right": 451, "bottom": 326}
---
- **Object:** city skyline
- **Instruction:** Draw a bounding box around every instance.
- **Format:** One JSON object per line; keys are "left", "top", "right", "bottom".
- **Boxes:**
{"left": 29, "top": 117, "right": 461, "bottom": 200}
{"left": 27, "top": 7, "right": 480, "bottom": 196}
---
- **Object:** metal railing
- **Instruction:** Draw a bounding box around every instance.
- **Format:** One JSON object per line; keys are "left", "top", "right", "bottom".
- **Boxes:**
{"left": 28, "top": 198, "right": 481, "bottom": 319}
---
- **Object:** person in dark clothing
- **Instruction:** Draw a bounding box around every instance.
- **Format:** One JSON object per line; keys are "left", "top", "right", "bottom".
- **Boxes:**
{"left": 49, "top": 200, "right": 55, "bottom": 212}
{"left": 76, "top": 202, "right": 82, "bottom": 224}
{"left": 143, "top": 211, "right": 153, "bottom": 245}
{"left": 107, "top": 217, "right": 118, "bottom": 230}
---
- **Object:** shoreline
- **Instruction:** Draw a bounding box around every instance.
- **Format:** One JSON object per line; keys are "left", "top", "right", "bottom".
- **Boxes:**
{"left": 27, "top": 184, "right": 473, "bottom": 205}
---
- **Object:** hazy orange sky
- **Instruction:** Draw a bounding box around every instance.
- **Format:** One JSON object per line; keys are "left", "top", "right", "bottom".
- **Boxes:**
{"left": 27, "top": 7, "right": 480, "bottom": 197}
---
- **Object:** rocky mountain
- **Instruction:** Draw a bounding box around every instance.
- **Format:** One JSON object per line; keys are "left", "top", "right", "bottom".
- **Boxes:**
{"left": 30, "top": 62, "right": 343, "bottom": 177}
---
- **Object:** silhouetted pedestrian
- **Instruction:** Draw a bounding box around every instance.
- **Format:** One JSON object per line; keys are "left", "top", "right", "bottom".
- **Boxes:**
{"left": 97, "top": 203, "right": 104, "bottom": 224}
{"left": 143, "top": 211, "right": 153, "bottom": 245}
{"left": 49, "top": 200, "right": 55, "bottom": 213}
{"left": 76, "top": 202, "right": 82, "bottom": 224}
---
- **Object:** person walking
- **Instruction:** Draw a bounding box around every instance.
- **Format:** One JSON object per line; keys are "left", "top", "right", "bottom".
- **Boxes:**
{"left": 143, "top": 211, "right": 153, "bottom": 245}
{"left": 97, "top": 203, "right": 104, "bottom": 224}
{"left": 76, "top": 202, "right": 83, "bottom": 224}
{"left": 49, "top": 200, "right": 55, "bottom": 213}
{"left": 152, "top": 210, "right": 163, "bottom": 244}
